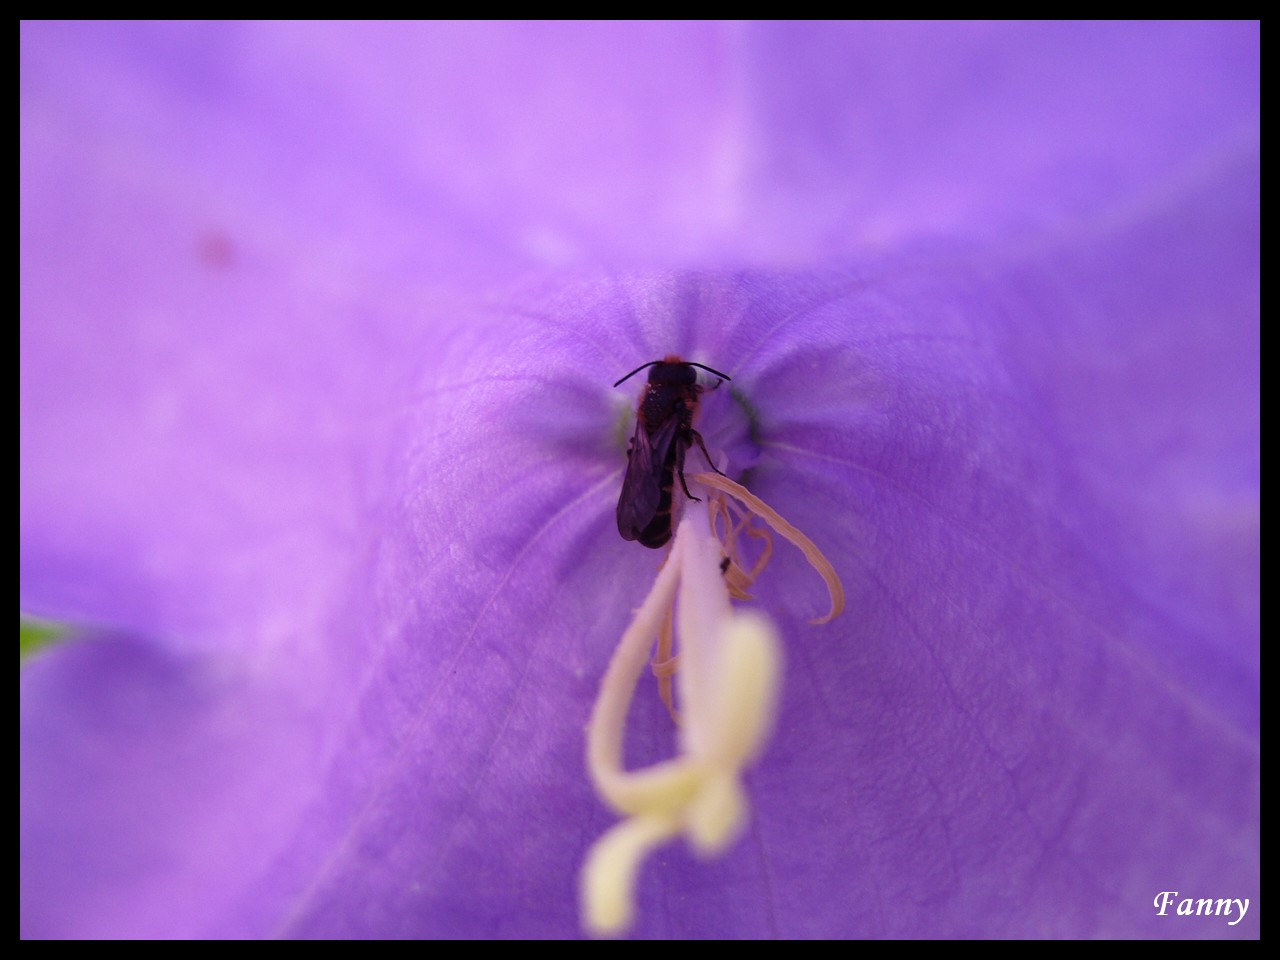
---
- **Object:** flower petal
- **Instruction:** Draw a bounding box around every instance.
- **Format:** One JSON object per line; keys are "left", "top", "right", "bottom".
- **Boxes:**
{"left": 22, "top": 22, "right": 1257, "bottom": 939}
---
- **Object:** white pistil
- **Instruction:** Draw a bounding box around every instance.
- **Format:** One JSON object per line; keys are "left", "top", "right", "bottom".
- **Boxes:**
{"left": 582, "top": 471, "right": 842, "bottom": 936}
{"left": 582, "top": 495, "right": 783, "bottom": 937}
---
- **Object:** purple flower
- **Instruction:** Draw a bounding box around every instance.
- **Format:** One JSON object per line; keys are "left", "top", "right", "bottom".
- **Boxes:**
{"left": 21, "top": 22, "right": 1258, "bottom": 939}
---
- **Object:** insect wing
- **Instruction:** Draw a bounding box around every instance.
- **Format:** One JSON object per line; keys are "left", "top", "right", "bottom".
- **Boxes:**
{"left": 616, "top": 413, "right": 678, "bottom": 541}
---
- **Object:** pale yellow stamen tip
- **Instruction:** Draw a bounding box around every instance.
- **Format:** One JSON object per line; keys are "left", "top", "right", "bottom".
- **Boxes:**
{"left": 581, "top": 814, "right": 682, "bottom": 936}
{"left": 704, "top": 612, "right": 783, "bottom": 768}
{"left": 686, "top": 773, "right": 747, "bottom": 854}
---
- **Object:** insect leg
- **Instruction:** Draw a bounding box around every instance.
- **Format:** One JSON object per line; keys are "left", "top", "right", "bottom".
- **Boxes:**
{"left": 674, "top": 436, "right": 701, "bottom": 503}
{"left": 690, "top": 428, "right": 727, "bottom": 477}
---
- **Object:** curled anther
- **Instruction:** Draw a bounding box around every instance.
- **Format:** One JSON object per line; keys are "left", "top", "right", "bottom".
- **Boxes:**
{"left": 694, "top": 471, "right": 845, "bottom": 624}
{"left": 712, "top": 498, "right": 775, "bottom": 601}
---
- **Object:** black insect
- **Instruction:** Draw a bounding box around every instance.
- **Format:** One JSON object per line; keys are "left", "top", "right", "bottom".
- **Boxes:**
{"left": 614, "top": 356, "right": 731, "bottom": 549}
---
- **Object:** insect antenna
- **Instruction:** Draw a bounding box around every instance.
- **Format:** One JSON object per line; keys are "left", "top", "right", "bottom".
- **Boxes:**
{"left": 613, "top": 361, "right": 660, "bottom": 388}
{"left": 612, "top": 359, "right": 734, "bottom": 388}
{"left": 685, "top": 362, "right": 732, "bottom": 383}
